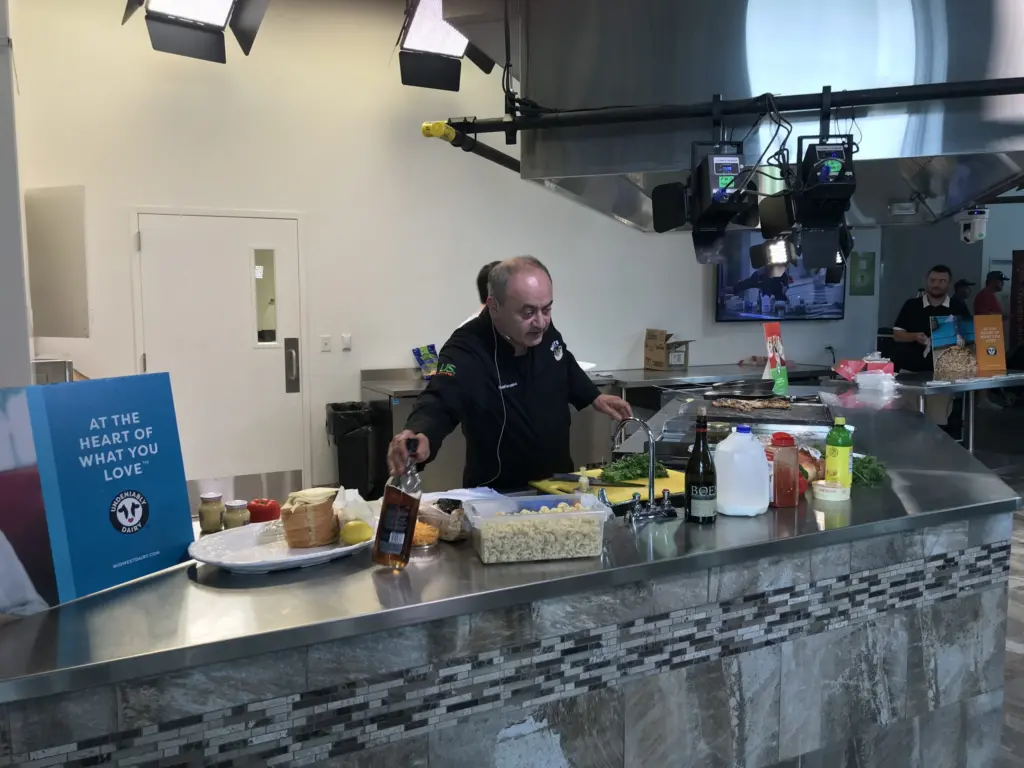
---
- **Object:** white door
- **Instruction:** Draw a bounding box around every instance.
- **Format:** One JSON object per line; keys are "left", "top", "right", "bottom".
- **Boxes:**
{"left": 136, "top": 214, "right": 305, "bottom": 504}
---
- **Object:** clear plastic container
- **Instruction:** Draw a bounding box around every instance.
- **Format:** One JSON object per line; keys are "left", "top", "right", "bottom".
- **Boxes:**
{"left": 464, "top": 493, "right": 612, "bottom": 564}
{"left": 714, "top": 425, "right": 770, "bottom": 517}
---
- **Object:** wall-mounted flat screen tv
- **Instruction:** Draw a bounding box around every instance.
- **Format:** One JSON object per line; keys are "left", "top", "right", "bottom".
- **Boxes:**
{"left": 715, "top": 230, "right": 846, "bottom": 322}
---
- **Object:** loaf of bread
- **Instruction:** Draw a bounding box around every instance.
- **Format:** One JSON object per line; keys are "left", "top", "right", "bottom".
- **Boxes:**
{"left": 281, "top": 488, "right": 339, "bottom": 548}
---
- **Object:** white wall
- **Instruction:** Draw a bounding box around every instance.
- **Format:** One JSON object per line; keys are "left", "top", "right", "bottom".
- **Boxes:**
{"left": 0, "top": 0, "right": 31, "bottom": 388}
{"left": 11, "top": 0, "right": 881, "bottom": 484}
{"left": 984, "top": 203, "right": 1024, "bottom": 270}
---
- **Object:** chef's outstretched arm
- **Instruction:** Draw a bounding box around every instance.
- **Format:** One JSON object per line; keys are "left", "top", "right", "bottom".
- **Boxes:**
{"left": 564, "top": 343, "right": 632, "bottom": 420}
{"left": 388, "top": 346, "right": 466, "bottom": 476}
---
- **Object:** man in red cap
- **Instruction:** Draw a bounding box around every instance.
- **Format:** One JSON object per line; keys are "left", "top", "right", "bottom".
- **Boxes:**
{"left": 974, "top": 270, "right": 1007, "bottom": 317}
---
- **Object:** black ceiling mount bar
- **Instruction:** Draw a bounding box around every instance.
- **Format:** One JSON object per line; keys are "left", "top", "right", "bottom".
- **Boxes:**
{"left": 421, "top": 121, "right": 521, "bottom": 174}
{"left": 819, "top": 85, "right": 832, "bottom": 141}
{"left": 445, "top": 76, "right": 1024, "bottom": 136}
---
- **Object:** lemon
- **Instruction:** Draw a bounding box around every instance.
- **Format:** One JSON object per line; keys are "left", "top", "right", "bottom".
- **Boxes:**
{"left": 341, "top": 520, "right": 373, "bottom": 545}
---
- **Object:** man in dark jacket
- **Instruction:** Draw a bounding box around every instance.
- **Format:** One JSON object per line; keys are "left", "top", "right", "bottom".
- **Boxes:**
{"left": 388, "top": 256, "right": 631, "bottom": 490}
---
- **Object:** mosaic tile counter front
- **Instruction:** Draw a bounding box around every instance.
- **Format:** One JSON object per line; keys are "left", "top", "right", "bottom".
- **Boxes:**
{"left": 0, "top": 512, "right": 1011, "bottom": 768}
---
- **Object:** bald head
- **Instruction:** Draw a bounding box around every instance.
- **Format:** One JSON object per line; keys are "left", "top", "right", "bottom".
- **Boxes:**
{"left": 485, "top": 256, "right": 553, "bottom": 352}
{"left": 487, "top": 256, "right": 552, "bottom": 303}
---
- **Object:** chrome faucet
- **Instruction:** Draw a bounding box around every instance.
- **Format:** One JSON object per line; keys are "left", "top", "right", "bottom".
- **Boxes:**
{"left": 612, "top": 416, "right": 669, "bottom": 528}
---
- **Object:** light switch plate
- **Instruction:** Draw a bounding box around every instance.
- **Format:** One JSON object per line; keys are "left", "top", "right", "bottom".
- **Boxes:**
{"left": 320, "top": 335, "right": 331, "bottom": 352}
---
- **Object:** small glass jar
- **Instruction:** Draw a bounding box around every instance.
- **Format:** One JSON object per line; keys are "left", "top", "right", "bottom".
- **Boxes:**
{"left": 223, "top": 500, "right": 251, "bottom": 529}
{"left": 198, "top": 492, "right": 225, "bottom": 534}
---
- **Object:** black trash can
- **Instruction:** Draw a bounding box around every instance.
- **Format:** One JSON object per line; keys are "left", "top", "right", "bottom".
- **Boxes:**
{"left": 325, "top": 402, "right": 376, "bottom": 498}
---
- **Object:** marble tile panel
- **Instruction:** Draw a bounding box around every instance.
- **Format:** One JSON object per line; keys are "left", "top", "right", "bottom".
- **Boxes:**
{"left": 918, "top": 697, "right": 967, "bottom": 768}
{"left": 532, "top": 582, "right": 653, "bottom": 638}
{"left": 1006, "top": 586, "right": 1024, "bottom": 681}
{"left": 651, "top": 568, "right": 710, "bottom": 614}
{"left": 787, "top": 717, "right": 921, "bottom": 768}
{"left": 809, "top": 543, "right": 851, "bottom": 581}
{"left": 964, "top": 688, "right": 1003, "bottom": 768}
{"left": 0, "top": 704, "right": 9, "bottom": 762}
{"left": 117, "top": 648, "right": 306, "bottom": 729}
{"left": 624, "top": 644, "right": 781, "bottom": 768}
{"left": 423, "top": 605, "right": 534, "bottom": 661}
{"left": 850, "top": 530, "right": 924, "bottom": 573}
{"left": 924, "top": 521, "right": 970, "bottom": 557}
{"left": 427, "top": 686, "right": 623, "bottom": 768}
{"left": 999, "top": 677, "right": 1024, "bottom": 766}
{"left": 779, "top": 613, "right": 908, "bottom": 760}
{"left": 710, "top": 553, "right": 811, "bottom": 602}
{"left": 907, "top": 586, "right": 1007, "bottom": 717}
{"left": 7, "top": 686, "right": 117, "bottom": 756}
{"left": 308, "top": 625, "right": 429, "bottom": 688}
{"left": 321, "top": 734, "right": 429, "bottom": 767}
{"left": 968, "top": 511, "right": 1014, "bottom": 548}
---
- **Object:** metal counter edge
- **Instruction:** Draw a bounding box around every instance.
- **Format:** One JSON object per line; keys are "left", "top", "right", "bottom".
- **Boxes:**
{"left": 0, "top": 494, "right": 1015, "bottom": 705}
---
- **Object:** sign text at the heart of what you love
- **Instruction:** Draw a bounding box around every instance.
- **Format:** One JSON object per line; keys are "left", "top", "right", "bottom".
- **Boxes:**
{"left": 77, "top": 412, "right": 160, "bottom": 481}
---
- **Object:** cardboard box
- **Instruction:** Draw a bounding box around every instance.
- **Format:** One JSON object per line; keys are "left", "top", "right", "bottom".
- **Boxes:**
{"left": 643, "top": 329, "right": 693, "bottom": 370}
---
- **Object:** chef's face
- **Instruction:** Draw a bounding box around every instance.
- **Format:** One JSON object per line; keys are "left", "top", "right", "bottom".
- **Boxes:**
{"left": 926, "top": 270, "right": 950, "bottom": 299}
{"left": 489, "top": 268, "right": 553, "bottom": 348}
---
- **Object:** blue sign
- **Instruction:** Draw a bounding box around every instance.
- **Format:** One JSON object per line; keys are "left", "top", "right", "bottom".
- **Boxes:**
{"left": 0, "top": 374, "right": 193, "bottom": 611}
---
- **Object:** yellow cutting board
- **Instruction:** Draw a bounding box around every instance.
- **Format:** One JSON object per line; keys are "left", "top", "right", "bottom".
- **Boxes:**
{"left": 530, "top": 469, "right": 686, "bottom": 505}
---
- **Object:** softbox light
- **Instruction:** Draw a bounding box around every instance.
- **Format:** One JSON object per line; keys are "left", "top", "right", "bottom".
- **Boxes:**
{"left": 122, "top": 0, "right": 270, "bottom": 63}
{"left": 399, "top": 0, "right": 495, "bottom": 91}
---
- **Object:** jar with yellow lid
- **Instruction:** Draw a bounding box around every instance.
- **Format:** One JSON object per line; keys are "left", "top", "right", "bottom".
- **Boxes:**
{"left": 198, "top": 493, "right": 225, "bottom": 534}
{"left": 223, "top": 500, "right": 251, "bottom": 529}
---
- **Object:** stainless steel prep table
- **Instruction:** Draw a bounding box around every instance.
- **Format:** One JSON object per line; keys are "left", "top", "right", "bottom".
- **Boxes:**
{"left": 887, "top": 370, "right": 1024, "bottom": 453}
{"left": 0, "top": 405, "right": 1015, "bottom": 704}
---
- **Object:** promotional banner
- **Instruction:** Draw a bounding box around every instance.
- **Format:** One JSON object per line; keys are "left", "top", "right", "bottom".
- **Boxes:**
{"left": 0, "top": 374, "right": 192, "bottom": 615}
{"left": 930, "top": 316, "right": 978, "bottom": 380}
{"left": 762, "top": 321, "right": 789, "bottom": 395}
{"left": 975, "top": 315, "right": 1007, "bottom": 374}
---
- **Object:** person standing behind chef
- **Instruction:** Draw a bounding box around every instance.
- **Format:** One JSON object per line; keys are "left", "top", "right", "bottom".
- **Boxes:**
{"left": 461, "top": 261, "right": 500, "bottom": 327}
{"left": 892, "top": 264, "right": 971, "bottom": 428}
{"left": 388, "top": 256, "right": 632, "bottom": 490}
{"left": 954, "top": 278, "right": 975, "bottom": 305}
{"left": 974, "top": 270, "right": 1007, "bottom": 317}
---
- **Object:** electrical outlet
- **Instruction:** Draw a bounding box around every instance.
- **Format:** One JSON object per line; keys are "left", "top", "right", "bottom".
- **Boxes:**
{"left": 320, "top": 335, "right": 332, "bottom": 353}
{"left": 341, "top": 333, "right": 352, "bottom": 351}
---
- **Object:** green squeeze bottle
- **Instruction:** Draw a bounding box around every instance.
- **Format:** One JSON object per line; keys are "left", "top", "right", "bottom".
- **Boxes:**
{"left": 824, "top": 417, "right": 853, "bottom": 489}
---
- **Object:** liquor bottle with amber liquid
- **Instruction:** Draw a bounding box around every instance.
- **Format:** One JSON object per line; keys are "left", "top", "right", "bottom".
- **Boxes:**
{"left": 372, "top": 438, "right": 422, "bottom": 569}
{"left": 686, "top": 409, "right": 717, "bottom": 524}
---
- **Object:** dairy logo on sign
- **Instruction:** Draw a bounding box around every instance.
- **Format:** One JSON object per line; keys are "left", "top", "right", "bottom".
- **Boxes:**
{"left": 550, "top": 340, "right": 564, "bottom": 361}
{"left": 987, "top": 346, "right": 997, "bottom": 356}
{"left": 110, "top": 490, "right": 150, "bottom": 534}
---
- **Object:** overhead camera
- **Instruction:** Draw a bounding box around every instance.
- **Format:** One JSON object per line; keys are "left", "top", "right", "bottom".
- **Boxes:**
{"left": 954, "top": 207, "right": 988, "bottom": 244}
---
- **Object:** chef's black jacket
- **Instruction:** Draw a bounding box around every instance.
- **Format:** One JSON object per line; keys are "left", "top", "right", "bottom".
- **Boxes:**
{"left": 404, "top": 311, "right": 600, "bottom": 490}
{"left": 892, "top": 294, "right": 971, "bottom": 372}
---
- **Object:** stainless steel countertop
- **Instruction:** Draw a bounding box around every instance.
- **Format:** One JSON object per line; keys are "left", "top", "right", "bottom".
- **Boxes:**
{"left": 362, "top": 363, "right": 833, "bottom": 397}
{"left": 590, "top": 362, "right": 832, "bottom": 389}
{"left": 890, "top": 370, "right": 1024, "bottom": 395}
{"left": 1, "top": 406, "right": 1016, "bottom": 703}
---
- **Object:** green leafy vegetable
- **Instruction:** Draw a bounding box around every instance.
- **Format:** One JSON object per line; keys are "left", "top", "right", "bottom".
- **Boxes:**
{"left": 852, "top": 455, "right": 887, "bottom": 487}
{"left": 601, "top": 454, "right": 669, "bottom": 484}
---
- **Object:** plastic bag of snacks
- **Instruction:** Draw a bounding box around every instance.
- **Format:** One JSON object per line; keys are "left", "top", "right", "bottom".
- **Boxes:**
{"left": 423, "top": 498, "right": 471, "bottom": 542}
{"left": 413, "top": 345, "right": 439, "bottom": 379}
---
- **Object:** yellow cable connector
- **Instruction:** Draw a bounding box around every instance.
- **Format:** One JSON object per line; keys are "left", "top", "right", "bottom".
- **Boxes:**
{"left": 421, "top": 121, "right": 457, "bottom": 143}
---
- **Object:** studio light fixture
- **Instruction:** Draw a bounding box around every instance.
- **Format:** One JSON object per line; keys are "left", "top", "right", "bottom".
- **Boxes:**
{"left": 749, "top": 237, "right": 797, "bottom": 269}
{"left": 398, "top": 0, "right": 495, "bottom": 92}
{"left": 121, "top": 0, "right": 270, "bottom": 64}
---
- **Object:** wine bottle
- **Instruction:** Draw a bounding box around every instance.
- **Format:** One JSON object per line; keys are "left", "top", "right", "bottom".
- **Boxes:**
{"left": 686, "top": 409, "right": 717, "bottom": 524}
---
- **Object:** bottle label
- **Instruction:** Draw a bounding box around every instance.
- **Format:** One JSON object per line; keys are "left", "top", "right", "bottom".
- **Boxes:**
{"left": 825, "top": 445, "right": 853, "bottom": 489}
{"left": 689, "top": 485, "right": 717, "bottom": 521}
{"left": 378, "top": 503, "right": 412, "bottom": 554}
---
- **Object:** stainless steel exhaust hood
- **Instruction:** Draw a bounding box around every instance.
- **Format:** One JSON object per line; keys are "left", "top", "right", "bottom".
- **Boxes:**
{"left": 445, "top": 0, "right": 1024, "bottom": 231}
